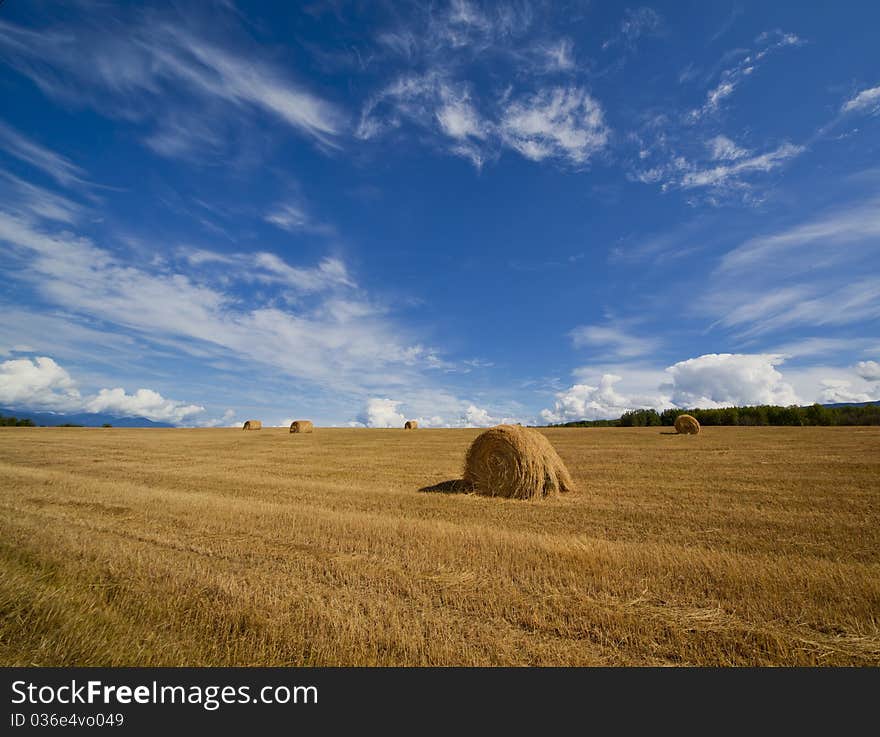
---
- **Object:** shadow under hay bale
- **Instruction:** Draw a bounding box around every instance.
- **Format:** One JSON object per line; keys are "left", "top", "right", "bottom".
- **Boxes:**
{"left": 462, "top": 424, "right": 574, "bottom": 499}
{"left": 674, "top": 414, "right": 701, "bottom": 435}
{"left": 418, "top": 479, "right": 470, "bottom": 495}
{"left": 290, "top": 420, "right": 314, "bottom": 433}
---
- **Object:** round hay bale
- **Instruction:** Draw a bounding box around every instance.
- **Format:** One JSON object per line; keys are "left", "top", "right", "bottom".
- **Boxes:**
{"left": 674, "top": 414, "right": 700, "bottom": 434}
{"left": 242, "top": 420, "right": 262, "bottom": 430}
{"left": 404, "top": 420, "right": 419, "bottom": 430}
{"left": 463, "top": 424, "right": 574, "bottom": 499}
{"left": 290, "top": 420, "right": 314, "bottom": 434}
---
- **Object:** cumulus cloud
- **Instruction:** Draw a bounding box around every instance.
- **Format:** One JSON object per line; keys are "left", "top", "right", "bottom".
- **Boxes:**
{"left": 358, "top": 398, "right": 407, "bottom": 428}
{"left": 664, "top": 353, "right": 799, "bottom": 408}
{"left": 0, "top": 356, "right": 204, "bottom": 422}
{"left": 540, "top": 353, "right": 810, "bottom": 423}
{"left": 855, "top": 360, "right": 880, "bottom": 382}
{"left": 352, "top": 396, "right": 521, "bottom": 428}
{"left": 0, "top": 356, "right": 82, "bottom": 411}
{"left": 818, "top": 379, "right": 877, "bottom": 404}
{"left": 540, "top": 374, "right": 668, "bottom": 422}
{"left": 841, "top": 85, "right": 880, "bottom": 114}
{"left": 85, "top": 388, "right": 204, "bottom": 424}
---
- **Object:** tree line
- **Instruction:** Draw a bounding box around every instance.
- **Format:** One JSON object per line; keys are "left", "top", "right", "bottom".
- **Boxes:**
{"left": 552, "top": 403, "right": 880, "bottom": 427}
{"left": 0, "top": 413, "right": 92, "bottom": 427}
{"left": 0, "top": 414, "right": 36, "bottom": 426}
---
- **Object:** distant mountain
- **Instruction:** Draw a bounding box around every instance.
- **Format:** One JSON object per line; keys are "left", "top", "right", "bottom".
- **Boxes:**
{"left": 0, "top": 408, "right": 174, "bottom": 428}
{"left": 821, "top": 401, "right": 880, "bottom": 408}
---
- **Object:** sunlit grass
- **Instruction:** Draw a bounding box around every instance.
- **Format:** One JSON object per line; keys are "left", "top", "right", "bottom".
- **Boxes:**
{"left": 1, "top": 426, "right": 877, "bottom": 665}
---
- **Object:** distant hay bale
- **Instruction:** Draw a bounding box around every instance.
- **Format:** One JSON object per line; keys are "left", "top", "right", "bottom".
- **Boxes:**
{"left": 290, "top": 420, "right": 314, "bottom": 434}
{"left": 463, "top": 424, "right": 574, "bottom": 500}
{"left": 674, "top": 414, "right": 701, "bottom": 435}
{"left": 242, "top": 420, "right": 262, "bottom": 430}
{"left": 404, "top": 420, "right": 419, "bottom": 430}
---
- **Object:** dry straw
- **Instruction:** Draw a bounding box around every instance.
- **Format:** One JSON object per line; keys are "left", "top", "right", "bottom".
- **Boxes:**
{"left": 290, "top": 420, "right": 314, "bottom": 434}
{"left": 242, "top": 420, "right": 262, "bottom": 430}
{"left": 674, "top": 414, "right": 701, "bottom": 435}
{"left": 463, "top": 424, "right": 574, "bottom": 499}
{"left": 404, "top": 420, "right": 419, "bottom": 430}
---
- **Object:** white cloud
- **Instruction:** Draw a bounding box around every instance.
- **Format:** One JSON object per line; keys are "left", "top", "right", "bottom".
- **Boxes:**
{"left": 569, "top": 323, "right": 659, "bottom": 358}
{"left": 0, "top": 13, "right": 343, "bottom": 154}
{"left": 499, "top": 86, "right": 609, "bottom": 165}
{"left": 264, "top": 204, "right": 311, "bottom": 232}
{"left": 688, "top": 30, "right": 802, "bottom": 120}
{"left": 678, "top": 142, "right": 803, "bottom": 189}
{"left": 855, "top": 360, "right": 880, "bottom": 382}
{"left": 0, "top": 121, "right": 88, "bottom": 187}
{"left": 0, "top": 356, "right": 81, "bottom": 411}
{"left": 818, "top": 379, "right": 874, "bottom": 404}
{"left": 436, "top": 87, "right": 488, "bottom": 140}
{"left": 352, "top": 395, "right": 521, "bottom": 428}
{"left": 719, "top": 197, "right": 880, "bottom": 274}
{"left": 458, "top": 403, "right": 522, "bottom": 427}
{"left": 85, "top": 387, "right": 204, "bottom": 423}
{"left": 0, "top": 212, "right": 445, "bottom": 396}
{"left": 359, "top": 74, "right": 608, "bottom": 168}
{"left": 664, "top": 353, "right": 799, "bottom": 408}
{"left": 358, "top": 398, "right": 407, "bottom": 428}
{"left": 699, "top": 199, "right": 880, "bottom": 337}
{"left": 535, "top": 39, "right": 575, "bottom": 71}
{"left": 632, "top": 129, "right": 802, "bottom": 198}
{"left": 603, "top": 7, "right": 662, "bottom": 50}
{"left": 0, "top": 172, "right": 83, "bottom": 224}
{"left": 540, "top": 374, "right": 663, "bottom": 422}
{"left": 0, "top": 356, "right": 203, "bottom": 422}
{"left": 706, "top": 134, "right": 748, "bottom": 161}
{"left": 841, "top": 85, "right": 880, "bottom": 114}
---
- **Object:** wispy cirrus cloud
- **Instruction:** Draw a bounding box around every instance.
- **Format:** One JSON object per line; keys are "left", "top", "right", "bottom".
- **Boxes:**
{"left": 0, "top": 10, "right": 344, "bottom": 157}
{"left": 687, "top": 30, "right": 803, "bottom": 121}
{"left": 841, "top": 85, "right": 880, "bottom": 114}
{"left": 499, "top": 86, "right": 608, "bottom": 165}
{"left": 602, "top": 7, "right": 663, "bottom": 51}
{"left": 0, "top": 209, "right": 448, "bottom": 396}
{"left": 570, "top": 322, "right": 659, "bottom": 359}
{"left": 699, "top": 198, "right": 880, "bottom": 337}
{"left": 358, "top": 75, "right": 608, "bottom": 168}
{"left": 0, "top": 121, "right": 88, "bottom": 188}
{"left": 628, "top": 29, "right": 806, "bottom": 203}
{"left": 0, "top": 172, "right": 84, "bottom": 224}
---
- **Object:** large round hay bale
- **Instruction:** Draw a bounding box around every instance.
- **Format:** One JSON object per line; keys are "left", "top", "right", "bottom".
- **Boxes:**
{"left": 463, "top": 424, "right": 574, "bottom": 499}
{"left": 242, "top": 420, "right": 262, "bottom": 430}
{"left": 404, "top": 420, "right": 418, "bottom": 430}
{"left": 290, "top": 420, "right": 314, "bottom": 434}
{"left": 674, "top": 414, "right": 700, "bottom": 434}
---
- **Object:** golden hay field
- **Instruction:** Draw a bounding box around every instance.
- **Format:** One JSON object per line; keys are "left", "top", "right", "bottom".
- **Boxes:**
{"left": 1, "top": 426, "right": 878, "bottom": 667}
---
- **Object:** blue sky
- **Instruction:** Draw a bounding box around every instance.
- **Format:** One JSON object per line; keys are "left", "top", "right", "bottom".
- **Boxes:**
{"left": 1, "top": 0, "right": 879, "bottom": 427}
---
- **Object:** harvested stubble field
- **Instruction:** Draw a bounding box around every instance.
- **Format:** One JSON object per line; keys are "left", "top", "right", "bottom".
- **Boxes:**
{"left": 0, "top": 426, "right": 878, "bottom": 666}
